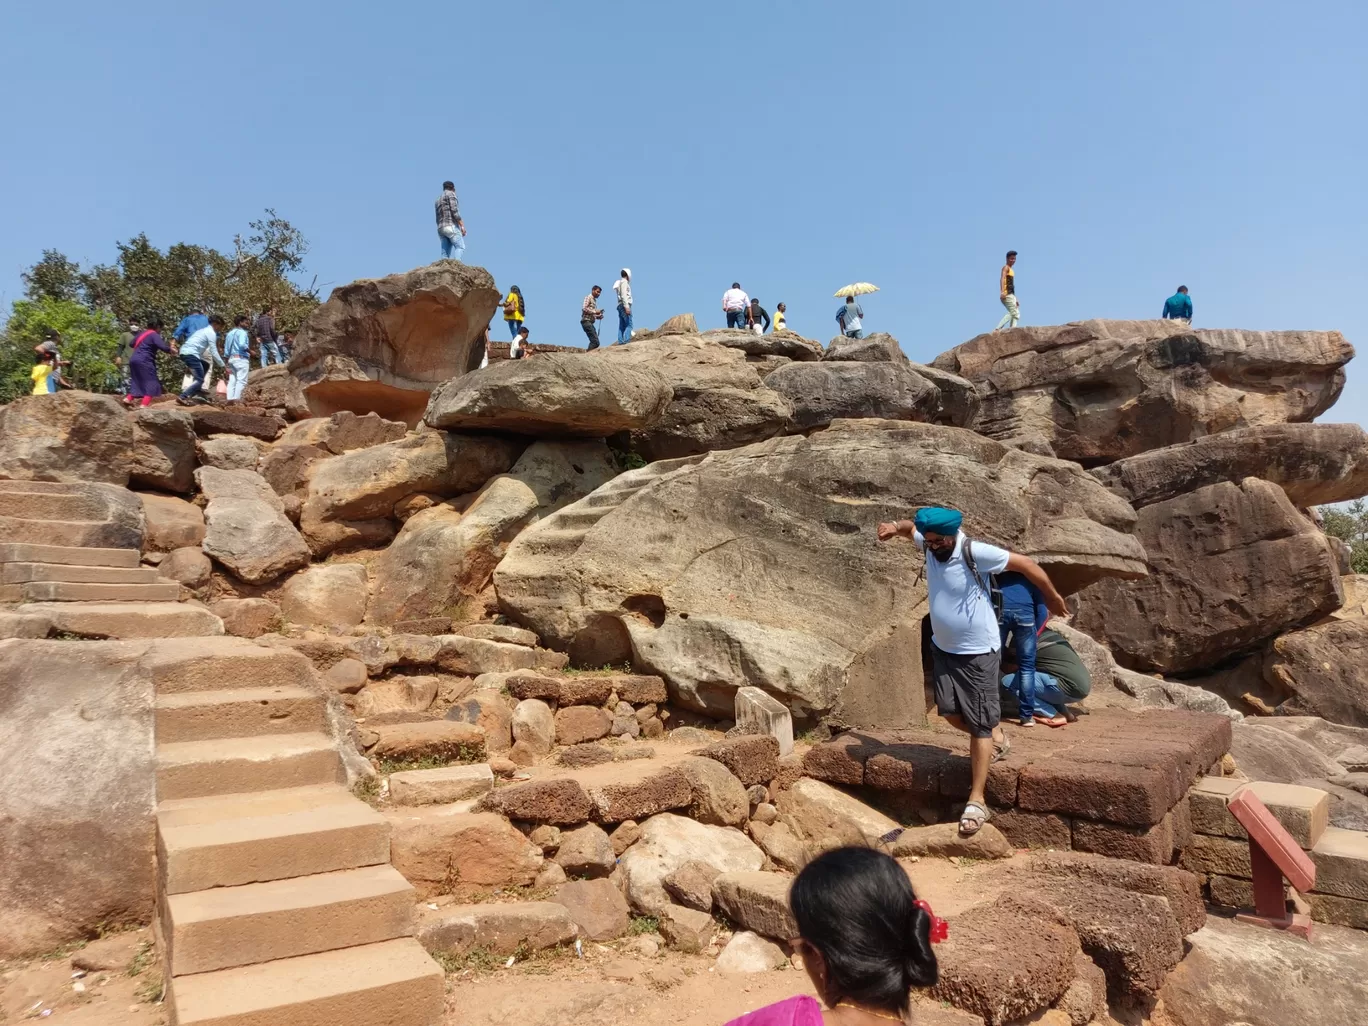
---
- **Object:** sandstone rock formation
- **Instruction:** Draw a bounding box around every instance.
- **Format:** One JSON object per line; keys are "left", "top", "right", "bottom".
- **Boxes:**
{"left": 496, "top": 419, "right": 1145, "bottom": 720}
{"left": 1073, "top": 478, "right": 1343, "bottom": 674}
{"left": 932, "top": 319, "right": 1353, "bottom": 463}
{"left": 1264, "top": 617, "right": 1368, "bottom": 727}
{"left": 0, "top": 391, "right": 132, "bottom": 485}
{"left": 202, "top": 497, "right": 311, "bottom": 583}
{"left": 822, "top": 333, "right": 982, "bottom": 428}
{"left": 290, "top": 262, "right": 500, "bottom": 426}
{"left": 0, "top": 480, "right": 144, "bottom": 551}
{"left": 278, "top": 411, "right": 408, "bottom": 455}
{"left": 1092, "top": 422, "right": 1368, "bottom": 510}
{"left": 765, "top": 360, "right": 938, "bottom": 431}
{"left": 368, "top": 441, "right": 618, "bottom": 625}
{"left": 656, "top": 313, "right": 698, "bottom": 334}
{"left": 129, "top": 406, "right": 197, "bottom": 493}
{"left": 701, "top": 327, "right": 823, "bottom": 361}
{"left": 424, "top": 354, "right": 673, "bottom": 437}
{"left": 280, "top": 562, "right": 370, "bottom": 627}
{"left": 240, "top": 364, "right": 311, "bottom": 420}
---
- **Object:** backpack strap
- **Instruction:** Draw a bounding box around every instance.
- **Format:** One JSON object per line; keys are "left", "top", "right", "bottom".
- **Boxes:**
{"left": 963, "top": 538, "right": 1004, "bottom": 621}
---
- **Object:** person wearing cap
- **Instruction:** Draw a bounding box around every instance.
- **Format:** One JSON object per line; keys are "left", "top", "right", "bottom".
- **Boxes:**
{"left": 877, "top": 506, "right": 1066, "bottom": 836}
{"left": 613, "top": 269, "right": 633, "bottom": 344}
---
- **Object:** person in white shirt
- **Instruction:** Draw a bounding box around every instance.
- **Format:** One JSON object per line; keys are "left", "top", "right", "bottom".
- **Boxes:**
{"left": 613, "top": 269, "right": 633, "bottom": 344}
{"left": 722, "top": 282, "right": 750, "bottom": 329}
{"left": 176, "top": 316, "right": 226, "bottom": 405}
{"left": 877, "top": 506, "right": 1065, "bottom": 837}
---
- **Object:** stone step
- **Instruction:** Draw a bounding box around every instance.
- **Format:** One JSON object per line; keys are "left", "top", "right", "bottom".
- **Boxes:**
{"left": 156, "top": 732, "right": 342, "bottom": 801}
{"left": 516, "top": 528, "right": 586, "bottom": 555}
{"left": 0, "top": 561, "right": 160, "bottom": 585}
{"left": 167, "top": 937, "right": 443, "bottom": 1026}
{"left": 8, "top": 580, "right": 182, "bottom": 603}
{"left": 158, "top": 786, "right": 389, "bottom": 894}
{"left": 157, "top": 686, "right": 329, "bottom": 744}
{"left": 0, "top": 515, "right": 130, "bottom": 549}
{"left": 0, "top": 542, "right": 140, "bottom": 568}
{"left": 549, "top": 508, "right": 611, "bottom": 530}
{"left": 0, "top": 490, "right": 109, "bottom": 521}
{"left": 145, "top": 636, "right": 317, "bottom": 694}
{"left": 14, "top": 601, "right": 224, "bottom": 639}
{"left": 163, "top": 864, "right": 415, "bottom": 975}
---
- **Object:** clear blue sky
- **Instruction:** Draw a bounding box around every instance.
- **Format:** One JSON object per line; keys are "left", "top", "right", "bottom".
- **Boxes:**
{"left": 3, "top": 1, "right": 1365, "bottom": 424}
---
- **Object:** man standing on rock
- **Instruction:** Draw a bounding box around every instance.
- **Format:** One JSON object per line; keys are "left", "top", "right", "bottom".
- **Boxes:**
{"left": 722, "top": 282, "right": 750, "bottom": 329}
{"left": 994, "top": 250, "right": 1019, "bottom": 330}
{"left": 581, "top": 285, "right": 605, "bottom": 350}
{"left": 1162, "top": 285, "right": 1193, "bottom": 324}
{"left": 613, "top": 269, "right": 633, "bottom": 343}
{"left": 877, "top": 506, "right": 1066, "bottom": 836}
{"left": 255, "top": 305, "right": 281, "bottom": 367}
{"left": 837, "top": 295, "right": 864, "bottom": 339}
{"left": 436, "top": 180, "right": 466, "bottom": 261}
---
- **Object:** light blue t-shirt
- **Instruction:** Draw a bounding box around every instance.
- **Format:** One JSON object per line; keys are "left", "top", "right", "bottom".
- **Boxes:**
{"left": 915, "top": 530, "right": 1010, "bottom": 655}
{"left": 180, "top": 326, "right": 224, "bottom": 367}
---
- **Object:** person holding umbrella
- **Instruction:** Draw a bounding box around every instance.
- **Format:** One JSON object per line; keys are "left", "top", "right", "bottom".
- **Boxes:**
{"left": 833, "top": 282, "right": 877, "bottom": 339}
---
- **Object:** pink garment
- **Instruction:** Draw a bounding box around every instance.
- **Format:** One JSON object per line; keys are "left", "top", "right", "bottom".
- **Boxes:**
{"left": 725, "top": 995, "right": 824, "bottom": 1026}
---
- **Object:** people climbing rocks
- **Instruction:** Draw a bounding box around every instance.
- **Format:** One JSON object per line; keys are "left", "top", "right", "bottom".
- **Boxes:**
{"left": 613, "top": 269, "right": 633, "bottom": 343}
{"left": 836, "top": 295, "right": 864, "bottom": 338}
{"left": 582, "top": 285, "right": 605, "bottom": 350}
{"left": 503, "top": 285, "right": 526, "bottom": 338}
{"left": 774, "top": 302, "right": 788, "bottom": 332}
{"left": 877, "top": 506, "right": 1065, "bottom": 836}
{"left": 436, "top": 180, "right": 466, "bottom": 261}
{"left": 748, "top": 297, "right": 771, "bottom": 335}
{"left": 177, "top": 314, "right": 226, "bottom": 405}
{"left": 255, "top": 305, "right": 282, "bottom": 366}
{"left": 223, "top": 313, "right": 252, "bottom": 403}
{"left": 723, "top": 282, "right": 750, "bottom": 329}
{"left": 126, "top": 314, "right": 174, "bottom": 408}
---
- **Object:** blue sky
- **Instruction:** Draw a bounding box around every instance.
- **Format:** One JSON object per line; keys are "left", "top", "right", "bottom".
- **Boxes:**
{"left": 2, "top": 1, "right": 1365, "bottom": 424}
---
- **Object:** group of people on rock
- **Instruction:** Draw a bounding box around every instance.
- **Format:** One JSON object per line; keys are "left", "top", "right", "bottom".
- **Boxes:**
{"left": 994, "top": 249, "right": 1195, "bottom": 331}
{"left": 88, "top": 307, "right": 294, "bottom": 408}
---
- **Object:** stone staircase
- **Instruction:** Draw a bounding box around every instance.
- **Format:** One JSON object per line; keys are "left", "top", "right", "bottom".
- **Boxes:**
{"left": 152, "top": 639, "right": 444, "bottom": 1024}
{"left": 0, "top": 480, "right": 221, "bottom": 639}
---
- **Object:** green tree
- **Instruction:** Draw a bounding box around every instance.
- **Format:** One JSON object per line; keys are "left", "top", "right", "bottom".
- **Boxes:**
{"left": 21, "top": 250, "right": 84, "bottom": 303}
{"left": 1322, "top": 499, "right": 1368, "bottom": 574}
{"left": 0, "top": 297, "right": 122, "bottom": 402}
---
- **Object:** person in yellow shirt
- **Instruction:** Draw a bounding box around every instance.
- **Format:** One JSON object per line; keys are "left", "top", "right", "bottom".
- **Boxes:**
{"left": 502, "top": 286, "right": 526, "bottom": 338}
{"left": 994, "top": 250, "right": 1020, "bottom": 330}
{"left": 31, "top": 353, "right": 55, "bottom": 395}
{"left": 774, "top": 302, "right": 788, "bottom": 331}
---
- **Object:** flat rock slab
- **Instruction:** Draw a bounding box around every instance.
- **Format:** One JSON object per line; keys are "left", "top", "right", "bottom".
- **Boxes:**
{"left": 416, "top": 901, "right": 575, "bottom": 956}
{"left": 189, "top": 406, "right": 285, "bottom": 441}
{"left": 16, "top": 601, "right": 224, "bottom": 639}
{"left": 805, "top": 707, "right": 1231, "bottom": 827}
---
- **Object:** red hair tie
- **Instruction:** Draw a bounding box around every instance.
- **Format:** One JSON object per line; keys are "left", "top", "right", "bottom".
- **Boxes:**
{"left": 915, "top": 899, "right": 948, "bottom": 944}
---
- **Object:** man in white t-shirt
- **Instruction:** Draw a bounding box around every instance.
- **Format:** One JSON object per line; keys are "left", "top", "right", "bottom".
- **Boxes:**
{"left": 878, "top": 506, "right": 1066, "bottom": 836}
{"left": 722, "top": 282, "right": 750, "bottom": 329}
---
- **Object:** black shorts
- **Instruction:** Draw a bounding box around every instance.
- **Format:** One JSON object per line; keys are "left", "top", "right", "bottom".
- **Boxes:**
{"left": 931, "top": 644, "right": 1001, "bottom": 739}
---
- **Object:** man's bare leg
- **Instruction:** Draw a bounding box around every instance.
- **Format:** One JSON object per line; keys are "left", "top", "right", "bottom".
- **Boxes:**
{"left": 969, "top": 735, "right": 993, "bottom": 807}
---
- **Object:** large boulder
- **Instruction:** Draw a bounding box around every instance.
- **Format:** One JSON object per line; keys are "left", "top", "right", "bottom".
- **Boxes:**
{"left": 141, "top": 493, "right": 205, "bottom": 552}
{"left": 202, "top": 497, "right": 311, "bottom": 584}
{"left": 616, "top": 813, "right": 764, "bottom": 914}
{"left": 241, "top": 364, "right": 311, "bottom": 420}
{"left": 701, "top": 328, "right": 823, "bottom": 361}
{"left": 300, "top": 430, "right": 523, "bottom": 556}
{"left": 931, "top": 320, "right": 1354, "bottom": 462}
{"left": 424, "top": 353, "right": 673, "bottom": 436}
{"left": 278, "top": 411, "right": 408, "bottom": 455}
{"left": 290, "top": 262, "right": 500, "bottom": 426}
{"left": 820, "top": 333, "right": 981, "bottom": 429}
{"left": 279, "top": 563, "right": 370, "bottom": 627}
{"left": 1073, "top": 478, "right": 1343, "bottom": 674}
{"left": 1092, "top": 423, "right": 1368, "bottom": 510}
{"left": 129, "top": 406, "right": 197, "bottom": 493}
{"left": 0, "top": 391, "right": 132, "bottom": 485}
{"left": 368, "top": 441, "right": 618, "bottom": 625}
{"left": 764, "top": 360, "right": 939, "bottom": 431}
{"left": 1264, "top": 617, "right": 1368, "bottom": 726}
{"left": 496, "top": 419, "right": 1145, "bottom": 720}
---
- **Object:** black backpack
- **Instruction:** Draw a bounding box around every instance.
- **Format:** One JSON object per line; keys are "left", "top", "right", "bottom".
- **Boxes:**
{"left": 961, "top": 538, "right": 1004, "bottom": 623}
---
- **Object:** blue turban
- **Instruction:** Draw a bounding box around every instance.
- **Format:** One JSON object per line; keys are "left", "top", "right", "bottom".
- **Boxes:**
{"left": 914, "top": 507, "right": 963, "bottom": 536}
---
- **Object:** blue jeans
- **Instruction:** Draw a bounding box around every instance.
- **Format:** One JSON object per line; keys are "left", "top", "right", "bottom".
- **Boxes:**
{"left": 1000, "top": 609, "right": 1038, "bottom": 723}
{"left": 617, "top": 304, "right": 633, "bottom": 343}
{"left": 726, "top": 309, "right": 746, "bottom": 329}
{"left": 506, "top": 320, "right": 521, "bottom": 339}
{"left": 259, "top": 341, "right": 282, "bottom": 368}
{"left": 439, "top": 227, "right": 465, "bottom": 260}
{"left": 844, "top": 328, "right": 865, "bottom": 339}
{"left": 178, "top": 355, "right": 207, "bottom": 400}
{"left": 1002, "top": 670, "right": 1069, "bottom": 719}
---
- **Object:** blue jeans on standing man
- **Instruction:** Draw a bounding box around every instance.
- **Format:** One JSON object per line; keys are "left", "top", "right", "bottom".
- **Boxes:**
{"left": 258, "top": 341, "right": 282, "bottom": 368}
{"left": 726, "top": 309, "right": 746, "bottom": 329}
{"left": 178, "top": 355, "right": 208, "bottom": 401}
{"left": 1000, "top": 609, "right": 1039, "bottom": 724}
{"left": 439, "top": 225, "right": 465, "bottom": 261}
{"left": 617, "top": 304, "right": 633, "bottom": 344}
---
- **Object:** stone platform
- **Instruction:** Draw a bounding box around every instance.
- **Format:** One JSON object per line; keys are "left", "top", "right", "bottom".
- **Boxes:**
{"left": 805, "top": 708, "right": 1233, "bottom": 863}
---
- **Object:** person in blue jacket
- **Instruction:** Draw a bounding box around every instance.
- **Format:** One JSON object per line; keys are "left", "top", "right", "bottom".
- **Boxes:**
{"left": 996, "top": 570, "right": 1067, "bottom": 727}
{"left": 1162, "top": 286, "right": 1192, "bottom": 323}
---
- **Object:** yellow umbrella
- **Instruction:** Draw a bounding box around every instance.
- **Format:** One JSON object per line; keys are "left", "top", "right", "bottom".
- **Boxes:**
{"left": 833, "top": 282, "right": 879, "bottom": 297}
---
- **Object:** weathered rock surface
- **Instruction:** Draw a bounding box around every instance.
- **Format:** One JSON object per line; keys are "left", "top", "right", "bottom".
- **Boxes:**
{"left": 704, "top": 328, "right": 823, "bottom": 361}
{"left": 0, "top": 640, "right": 156, "bottom": 957}
{"left": 0, "top": 391, "right": 132, "bottom": 485}
{"left": 258, "top": 443, "right": 328, "bottom": 500}
{"left": 279, "top": 410, "right": 409, "bottom": 454}
{"left": 676, "top": 755, "right": 749, "bottom": 827}
{"left": 1073, "top": 478, "right": 1342, "bottom": 674}
{"left": 300, "top": 429, "right": 523, "bottom": 556}
{"left": 553, "top": 823, "right": 617, "bottom": 878}
{"left": 765, "top": 359, "right": 938, "bottom": 431}
{"left": 553, "top": 878, "right": 630, "bottom": 941}
{"left": 711, "top": 871, "right": 796, "bottom": 940}
{"left": 1264, "top": 617, "right": 1368, "bottom": 726}
{"left": 208, "top": 597, "right": 281, "bottom": 638}
{"left": 715, "top": 931, "right": 788, "bottom": 973}
{"left": 383, "top": 807, "right": 542, "bottom": 897}
{"left": 445, "top": 689, "right": 514, "bottom": 753}
{"left": 367, "top": 440, "right": 617, "bottom": 625}
{"left": 417, "top": 901, "right": 576, "bottom": 956}
{"left": 0, "top": 480, "right": 144, "bottom": 551}
{"left": 279, "top": 562, "right": 370, "bottom": 627}
{"left": 241, "top": 363, "right": 311, "bottom": 420}
{"left": 196, "top": 434, "right": 262, "bottom": 471}
{"left": 195, "top": 466, "right": 284, "bottom": 512}
{"left": 496, "top": 419, "right": 1145, "bottom": 719}
{"left": 1092, "top": 423, "right": 1368, "bottom": 509}
{"left": 932, "top": 319, "right": 1354, "bottom": 463}
{"left": 778, "top": 777, "right": 899, "bottom": 852}
{"left": 425, "top": 353, "right": 673, "bottom": 436}
{"left": 202, "top": 497, "right": 311, "bottom": 583}
{"left": 129, "top": 406, "right": 197, "bottom": 493}
{"left": 159, "top": 546, "right": 211, "bottom": 590}
{"left": 617, "top": 813, "right": 764, "bottom": 914}
{"left": 291, "top": 262, "right": 500, "bottom": 426}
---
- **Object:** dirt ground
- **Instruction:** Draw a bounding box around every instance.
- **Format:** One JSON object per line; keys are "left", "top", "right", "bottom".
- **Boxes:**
{"left": 0, "top": 927, "right": 164, "bottom": 1026}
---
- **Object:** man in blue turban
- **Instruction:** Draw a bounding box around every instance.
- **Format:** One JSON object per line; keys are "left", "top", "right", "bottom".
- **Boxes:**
{"left": 878, "top": 506, "right": 1066, "bottom": 836}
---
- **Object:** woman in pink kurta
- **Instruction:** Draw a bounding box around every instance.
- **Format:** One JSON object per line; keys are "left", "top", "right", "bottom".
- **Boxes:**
{"left": 724, "top": 847, "right": 945, "bottom": 1026}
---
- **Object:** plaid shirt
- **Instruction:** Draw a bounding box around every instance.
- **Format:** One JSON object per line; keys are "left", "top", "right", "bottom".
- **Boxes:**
{"left": 435, "top": 190, "right": 461, "bottom": 227}
{"left": 582, "top": 293, "right": 600, "bottom": 321}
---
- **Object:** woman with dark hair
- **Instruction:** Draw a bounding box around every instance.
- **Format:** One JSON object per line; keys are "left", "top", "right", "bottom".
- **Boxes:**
{"left": 726, "top": 847, "right": 942, "bottom": 1026}
{"left": 502, "top": 285, "right": 526, "bottom": 338}
{"left": 125, "top": 313, "right": 175, "bottom": 408}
